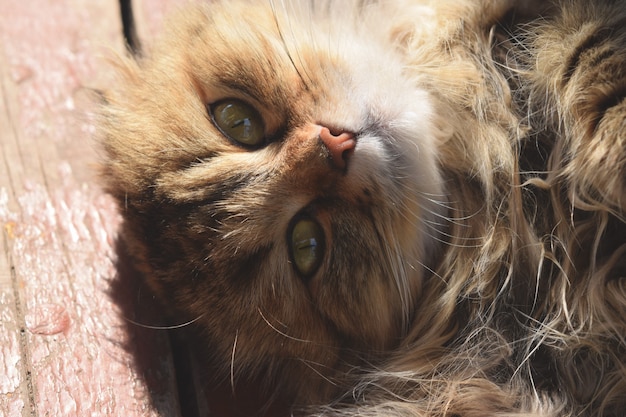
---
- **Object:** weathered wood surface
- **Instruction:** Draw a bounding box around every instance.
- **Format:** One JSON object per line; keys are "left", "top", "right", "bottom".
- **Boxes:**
{"left": 0, "top": 1, "right": 187, "bottom": 416}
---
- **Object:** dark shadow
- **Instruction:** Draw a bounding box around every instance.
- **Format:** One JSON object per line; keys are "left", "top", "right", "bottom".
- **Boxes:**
{"left": 108, "top": 238, "right": 200, "bottom": 417}
{"left": 108, "top": 238, "right": 290, "bottom": 417}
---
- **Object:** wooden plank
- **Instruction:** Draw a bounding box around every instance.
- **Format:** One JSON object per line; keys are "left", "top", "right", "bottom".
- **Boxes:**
{"left": 0, "top": 31, "right": 37, "bottom": 417}
{"left": 0, "top": 1, "right": 181, "bottom": 416}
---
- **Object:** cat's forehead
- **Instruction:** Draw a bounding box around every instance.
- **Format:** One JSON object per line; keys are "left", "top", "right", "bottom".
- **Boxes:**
{"left": 155, "top": 1, "right": 395, "bottom": 129}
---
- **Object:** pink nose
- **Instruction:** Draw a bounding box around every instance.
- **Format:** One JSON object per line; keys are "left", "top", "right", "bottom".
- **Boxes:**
{"left": 319, "top": 127, "right": 356, "bottom": 170}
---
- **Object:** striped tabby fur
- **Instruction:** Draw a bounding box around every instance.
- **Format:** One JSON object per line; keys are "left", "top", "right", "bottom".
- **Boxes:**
{"left": 99, "top": 0, "right": 626, "bottom": 415}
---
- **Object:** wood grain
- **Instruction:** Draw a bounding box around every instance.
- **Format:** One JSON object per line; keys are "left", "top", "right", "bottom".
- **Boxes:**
{"left": 0, "top": 1, "right": 181, "bottom": 416}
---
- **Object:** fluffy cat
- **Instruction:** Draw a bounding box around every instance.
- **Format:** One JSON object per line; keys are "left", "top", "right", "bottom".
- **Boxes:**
{"left": 98, "top": 0, "right": 626, "bottom": 416}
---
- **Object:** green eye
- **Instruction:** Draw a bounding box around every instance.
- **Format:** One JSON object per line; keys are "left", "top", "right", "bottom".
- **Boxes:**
{"left": 289, "top": 216, "right": 326, "bottom": 279}
{"left": 210, "top": 99, "right": 265, "bottom": 146}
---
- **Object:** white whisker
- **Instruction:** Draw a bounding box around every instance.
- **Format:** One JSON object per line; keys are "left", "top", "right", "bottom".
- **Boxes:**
{"left": 297, "top": 358, "right": 339, "bottom": 387}
{"left": 123, "top": 314, "right": 204, "bottom": 330}
{"left": 231, "top": 330, "right": 238, "bottom": 394}
{"left": 258, "top": 308, "right": 312, "bottom": 343}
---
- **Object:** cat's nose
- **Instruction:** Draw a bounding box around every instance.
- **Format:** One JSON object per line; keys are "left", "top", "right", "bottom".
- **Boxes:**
{"left": 319, "top": 127, "right": 356, "bottom": 170}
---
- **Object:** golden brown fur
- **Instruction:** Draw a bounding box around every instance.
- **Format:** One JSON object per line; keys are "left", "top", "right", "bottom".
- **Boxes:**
{"left": 98, "top": 0, "right": 626, "bottom": 415}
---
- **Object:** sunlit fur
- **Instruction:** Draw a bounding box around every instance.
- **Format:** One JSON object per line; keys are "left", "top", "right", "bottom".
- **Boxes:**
{"left": 99, "top": 0, "right": 626, "bottom": 415}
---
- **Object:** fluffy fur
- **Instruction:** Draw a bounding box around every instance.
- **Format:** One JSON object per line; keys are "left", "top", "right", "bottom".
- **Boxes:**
{"left": 98, "top": 0, "right": 626, "bottom": 415}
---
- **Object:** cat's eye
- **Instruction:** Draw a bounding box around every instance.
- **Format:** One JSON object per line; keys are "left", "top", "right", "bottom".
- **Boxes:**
{"left": 210, "top": 99, "right": 265, "bottom": 147}
{"left": 289, "top": 216, "right": 326, "bottom": 279}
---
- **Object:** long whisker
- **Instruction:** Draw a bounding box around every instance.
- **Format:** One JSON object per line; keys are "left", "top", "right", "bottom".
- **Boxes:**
{"left": 297, "top": 358, "right": 340, "bottom": 387}
{"left": 123, "top": 314, "right": 204, "bottom": 330}
{"left": 269, "top": 0, "right": 311, "bottom": 91}
{"left": 258, "top": 308, "right": 312, "bottom": 343}
{"left": 231, "top": 330, "right": 238, "bottom": 394}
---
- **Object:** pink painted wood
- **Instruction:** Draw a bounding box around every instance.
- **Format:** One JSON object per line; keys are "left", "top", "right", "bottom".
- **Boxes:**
{"left": 0, "top": 0, "right": 182, "bottom": 415}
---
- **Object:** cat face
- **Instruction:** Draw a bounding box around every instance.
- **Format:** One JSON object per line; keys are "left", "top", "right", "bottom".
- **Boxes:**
{"left": 101, "top": 0, "right": 445, "bottom": 399}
